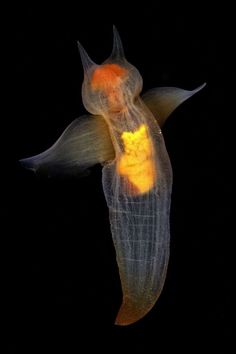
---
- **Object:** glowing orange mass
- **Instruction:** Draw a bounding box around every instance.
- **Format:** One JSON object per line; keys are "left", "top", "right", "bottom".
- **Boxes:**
{"left": 91, "top": 64, "right": 127, "bottom": 91}
{"left": 117, "top": 124, "right": 156, "bottom": 195}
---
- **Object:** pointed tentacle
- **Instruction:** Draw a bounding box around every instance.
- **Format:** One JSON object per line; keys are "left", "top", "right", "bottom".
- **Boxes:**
{"left": 77, "top": 41, "right": 97, "bottom": 75}
{"left": 110, "top": 25, "right": 125, "bottom": 60}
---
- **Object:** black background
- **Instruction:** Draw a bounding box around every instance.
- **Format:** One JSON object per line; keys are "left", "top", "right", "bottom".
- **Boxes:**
{"left": 6, "top": 3, "right": 234, "bottom": 353}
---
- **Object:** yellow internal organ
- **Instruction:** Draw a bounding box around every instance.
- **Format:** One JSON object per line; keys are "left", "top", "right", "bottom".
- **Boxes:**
{"left": 117, "top": 124, "right": 156, "bottom": 194}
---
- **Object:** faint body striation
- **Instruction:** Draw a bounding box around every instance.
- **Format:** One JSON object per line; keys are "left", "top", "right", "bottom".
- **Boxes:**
{"left": 20, "top": 27, "right": 205, "bottom": 325}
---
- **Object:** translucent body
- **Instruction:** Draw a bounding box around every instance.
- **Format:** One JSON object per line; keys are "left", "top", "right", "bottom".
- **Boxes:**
{"left": 102, "top": 98, "right": 172, "bottom": 324}
{"left": 78, "top": 33, "right": 173, "bottom": 323}
{"left": 20, "top": 27, "right": 205, "bottom": 326}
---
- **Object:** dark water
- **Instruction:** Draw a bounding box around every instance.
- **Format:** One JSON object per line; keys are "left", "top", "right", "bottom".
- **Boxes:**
{"left": 5, "top": 3, "right": 234, "bottom": 353}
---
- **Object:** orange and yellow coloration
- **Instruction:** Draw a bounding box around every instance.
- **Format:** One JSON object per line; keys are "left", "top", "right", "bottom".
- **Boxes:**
{"left": 117, "top": 124, "right": 156, "bottom": 195}
{"left": 91, "top": 64, "right": 127, "bottom": 90}
{"left": 90, "top": 64, "right": 128, "bottom": 112}
{"left": 20, "top": 26, "right": 205, "bottom": 326}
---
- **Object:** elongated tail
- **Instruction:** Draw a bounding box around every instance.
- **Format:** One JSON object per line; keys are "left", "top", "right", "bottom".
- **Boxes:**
{"left": 102, "top": 156, "right": 172, "bottom": 325}
{"left": 111, "top": 207, "right": 170, "bottom": 325}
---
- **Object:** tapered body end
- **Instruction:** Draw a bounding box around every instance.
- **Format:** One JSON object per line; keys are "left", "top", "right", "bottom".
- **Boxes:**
{"left": 114, "top": 295, "right": 155, "bottom": 326}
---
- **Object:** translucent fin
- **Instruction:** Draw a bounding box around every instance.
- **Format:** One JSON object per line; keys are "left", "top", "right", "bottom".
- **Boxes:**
{"left": 20, "top": 115, "right": 115, "bottom": 177}
{"left": 142, "top": 83, "right": 206, "bottom": 127}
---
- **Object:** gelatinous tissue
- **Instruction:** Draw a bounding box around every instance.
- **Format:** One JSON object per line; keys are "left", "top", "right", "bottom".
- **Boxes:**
{"left": 20, "top": 26, "right": 205, "bottom": 325}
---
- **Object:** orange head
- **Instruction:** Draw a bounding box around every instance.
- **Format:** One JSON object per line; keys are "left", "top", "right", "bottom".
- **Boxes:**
{"left": 78, "top": 26, "right": 143, "bottom": 116}
{"left": 91, "top": 63, "right": 127, "bottom": 91}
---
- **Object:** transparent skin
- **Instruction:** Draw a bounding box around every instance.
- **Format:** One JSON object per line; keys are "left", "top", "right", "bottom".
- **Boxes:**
{"left": 80, "top": 42, "right": 173, "bottom": 325}
{"left": 20, "top": 27, "right": 205, "bottom": 325}
{"left": 102, "top": 104, "right": 172, "bottom": 325}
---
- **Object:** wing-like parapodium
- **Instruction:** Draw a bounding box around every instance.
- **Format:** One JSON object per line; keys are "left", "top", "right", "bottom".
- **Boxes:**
{"left": 142, "top": 84, "right": 206, "bottom": 127}
{"left": 20, "top": 115, "right": 115, "bottom": 176}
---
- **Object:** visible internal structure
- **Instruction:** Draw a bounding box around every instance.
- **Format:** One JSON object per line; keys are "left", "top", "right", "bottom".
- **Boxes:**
{"left": 91, "top": 64, "right": 128, "bottom": 113}
{"left": 117, "top": 124, "right": 156, "bottom": 195}
{"left": 20, "top": 26, "right": 205, "bottom": 326}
